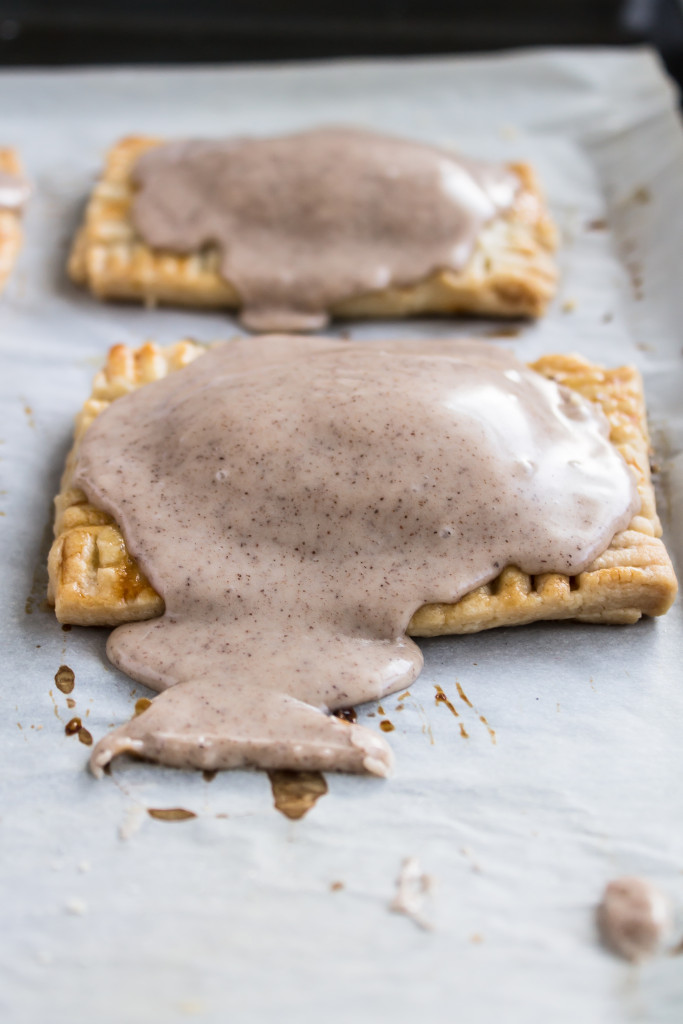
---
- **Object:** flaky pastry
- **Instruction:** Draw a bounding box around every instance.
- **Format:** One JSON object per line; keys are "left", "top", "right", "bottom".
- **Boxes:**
{"left": 48, "top": 340, "right": 677, "bottom": 631}
{"left": 69, "top": 135, "right": 557, "bottom": 321}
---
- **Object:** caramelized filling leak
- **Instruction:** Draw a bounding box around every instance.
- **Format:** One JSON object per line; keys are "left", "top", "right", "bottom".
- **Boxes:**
{"left": 54, "top": 665, "right": 75, "bottom": 694}
{"left": 131, "top": 127, "right": 519, "bottom": 331}
{"left": 73, "top": 337, "right": 638, "bottom": 778}
{"left": 268, "top": 770, "right": 329, "bottom": 820}
{"left": 147, "top": 807, "right": 197, "bottom": 822}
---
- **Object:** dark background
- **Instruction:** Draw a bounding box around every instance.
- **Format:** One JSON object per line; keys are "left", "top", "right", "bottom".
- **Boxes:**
{"left": 1, "top": 1, "right": 683, "bottom": 87}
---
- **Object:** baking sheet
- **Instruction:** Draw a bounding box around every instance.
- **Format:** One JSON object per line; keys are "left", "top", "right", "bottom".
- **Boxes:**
{"left": 1, "top": 47, "right": 682, "bottom": 1024}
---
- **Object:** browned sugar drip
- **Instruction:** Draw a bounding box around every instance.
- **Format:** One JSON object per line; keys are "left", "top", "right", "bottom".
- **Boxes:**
{"left": 434, "top": 685, "right": 459, "bottom": 717}
{"left": 54, "top": 665, "right": 75, "bottom": 694}
{"left": 479, "top": 715, "right": 496, "bottom": 744}
{"left": 147, "top": 807, "right": 197, "bottom": 822}
{"left": 456, "top": 682, "right": 473, "bottom": 707}
{"left": 131, "top": 128, "right": 519, "bottom": 331}
{"left": 78, "top": 727, "right": 93, "bottom": 746}
{"left": 268, "top": 770, "right": 329, "bottom": 820}
{"left": 72, "top": 337, "right": 639, "bottom": 779}
{"left": 333, "top": 707, "right": 358, "bottom": 724}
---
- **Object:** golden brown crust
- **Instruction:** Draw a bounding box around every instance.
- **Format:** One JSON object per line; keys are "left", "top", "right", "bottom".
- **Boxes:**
{"left": 0, "top": 148, "right": 24, "bottom": 292}
{"left": 68, "top": 136, "right": 558, "bottom": 321}
{"left": 48, "top": 340, "right": 203, "bottom": 625}
{"left": 47, "top": 341, "right": 677, "bottom": 631}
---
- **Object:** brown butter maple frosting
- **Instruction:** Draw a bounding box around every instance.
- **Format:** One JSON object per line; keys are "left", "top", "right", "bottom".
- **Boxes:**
{"left": 71, "top": 338, "right": 639, "bottom": 776}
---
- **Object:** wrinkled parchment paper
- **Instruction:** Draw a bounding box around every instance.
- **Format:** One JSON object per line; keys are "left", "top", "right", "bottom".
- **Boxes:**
{"left": 1, "top": 48, "right": 682, "bottom": 1024}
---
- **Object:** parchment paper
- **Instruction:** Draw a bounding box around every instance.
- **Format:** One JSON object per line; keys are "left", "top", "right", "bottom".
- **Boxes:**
{"left": 1, "top": 48, "right": 682, "bottom": 1024}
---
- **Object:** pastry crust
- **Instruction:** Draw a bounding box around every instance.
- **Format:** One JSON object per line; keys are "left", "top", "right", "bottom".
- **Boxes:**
{"left": 0, "top": 148, "right": 24, "bottom": 292}
{"left": 69, "top": 135, "right": 558, "bottom": 321}
{"left": 48, "top": 341, "right": 677, "bottom": 631}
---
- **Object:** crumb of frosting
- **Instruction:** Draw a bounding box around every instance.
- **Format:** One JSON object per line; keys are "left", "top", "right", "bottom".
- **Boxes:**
{"left": 390, "top": 857, "right": 434, "bottom": 931}
{"left": 118, "top": 804, "right": 145, "bottom": 841}
{"left": 597, "top": 876, "right": 670, "bottom": 962}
